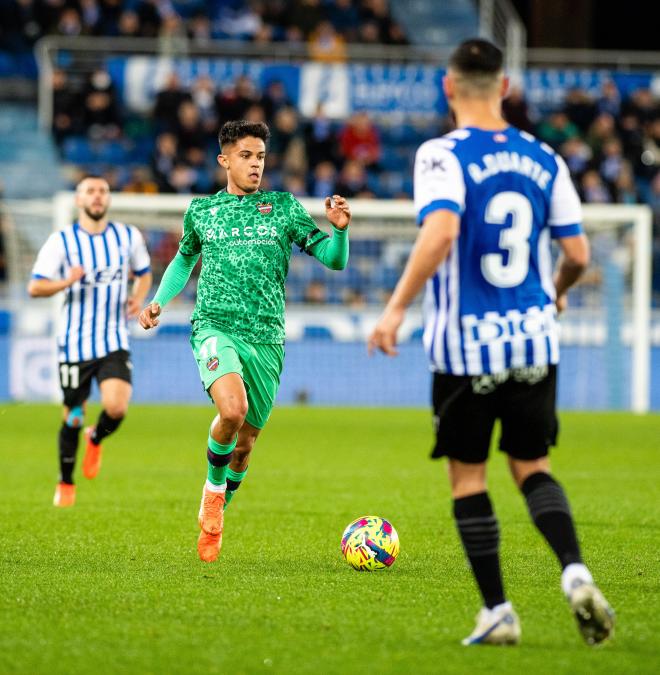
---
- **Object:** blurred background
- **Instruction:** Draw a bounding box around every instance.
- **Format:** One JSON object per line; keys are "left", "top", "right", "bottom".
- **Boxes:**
{"left": 0, "top": 0, "right": 658, "bottom": 410}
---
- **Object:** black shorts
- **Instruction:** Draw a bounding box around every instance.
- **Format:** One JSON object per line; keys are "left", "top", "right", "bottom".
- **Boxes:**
{"left": 431, "top": 364, "right": 558, "bottom": 464}
{"left": 58, "top": 350, "right": 132, "bottom": 409}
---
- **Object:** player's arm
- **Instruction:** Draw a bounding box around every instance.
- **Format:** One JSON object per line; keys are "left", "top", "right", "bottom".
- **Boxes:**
{"left": 127, "top": 271, "right": 153, "bottom": 318}
{"left": 368, "top": 210, "right": 459, "bottom": 356}
{"left": 126, "top": 226, "right": 153, "bottom": 318}
{"left": 28, "top": 232, "right": 84, "bottom": 297}
{"left": 28, "top": 267, "right": 85, "bottom": 297}
{"left": 369, "top": 139, "right": 463, "bottom": 356}
{"left": 548, "top": 155, "right": 590, "bottom": 312}
{"left": 554, "top": 234, "right": 590, "bottom": 312}
{"left": 308, "top": 196, "right": 351, "bottom": 270}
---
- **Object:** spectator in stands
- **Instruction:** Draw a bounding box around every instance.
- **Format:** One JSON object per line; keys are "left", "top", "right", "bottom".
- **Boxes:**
{"left": 580, "top": 169, "right": 613, "bottom": 203}
{"left": 360, "top": 0, "right": 396, "bottom": 44}
{"left": 117, "top": 9, "right": 140, "bottom": 37}
{"left": 55, "top": 6, "right": 82, "bottom": 36}
{"left": 640, "top": 116, "right": 660, "bottom": 178}
{"left": 385, "top": 21, "right": 409, "bottom": 46}
{"left": 152, "top": 131, "right": 180, "bottom": 191}
{"left": 303, "top": 280, "right": 328, "bottom": 304}
{"left": 122, "top": 167, "right": 159, "bottom": 194}
{"left": 79, "top": 0, "right": 101, "bottom": 34}
{"left": 563, "top": 87, "right": 597, "bottom": 134}
{"left": 622, "top": 88, "right": 659, "bottom": 125}
{"left": 215, "top": 75, "right": 260, "bottom": 126}
{"left": 52, "top": 67, "right": 81, "bottom": 145}
{"left": 281, "top": 172, "right": 307, "bottom": 197}
{"left": 287, "top": 0, "right": 324, "bottom": 38}
{"left": 153, "top": 72, "right": 192, "bottom": 132}
{"left": 191, "top": 75, "right": 218, "bottom": 138}
{"left": 585, "top": 112, "right": 618, "bottom": 160}
{"left": 613, "top": 163, "right": 641, "bottom": 204}
{"left": 308, "top": 20, "right": 346, "bottom": 63}
{"left": 260, "top": 79, "right": 292, "bottom": 124}
{"left": 268, "top": 106, "right": 307, "bottom": 177}
{"left": 243, "top": 103, "right": 267, "bottom": 123}
{"left": 81, "top": 68, "right": 121, "bottom": 140}
{"left": 336, "top": 160, "right": 373, "bottom": 198}
{"left": 536, "top": 111, "right": 580, "bottom": 151}
{"left": 327, "top": 0, "right": 361, "bottom": 42}
{"left": 339, "top": 111, "right": 381, "bottom": 170}
{"left": 559, "top": 136, "right": 592, "bottom": 181}
{"left": 596, "top": 79, "right": 621, "bottom": 118}
{"left": 187, "top": 12, "right": 212, "bottom": 44}
{"left": 303, "top": 103, "right": 337, "bottom": 167}
{"left": 598, "top": 137, "right": 626, "bottom": 188}
{"left": 309, "top": 161, "right": 337, "bottom": 198}
{"left": 503, "top": 84, "right": 535, "bottom": 133}
{"left": 618, "top": 112, "right": 645, "bottom": 170}
{"left": 209, "top": 165, "right": 228, "bottom": 193}
{"left": 95, "top": 0, "right": 124, "bottom": 36}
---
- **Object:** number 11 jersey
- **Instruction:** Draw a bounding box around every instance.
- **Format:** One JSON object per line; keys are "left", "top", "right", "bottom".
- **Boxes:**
{"left": 414, "top": 126, "right": 583, "bottom": 375}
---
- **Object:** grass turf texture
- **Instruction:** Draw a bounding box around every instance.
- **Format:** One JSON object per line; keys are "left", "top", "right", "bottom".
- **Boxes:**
{"left": 1, "top": 405, "right": 658, "bottom": 674}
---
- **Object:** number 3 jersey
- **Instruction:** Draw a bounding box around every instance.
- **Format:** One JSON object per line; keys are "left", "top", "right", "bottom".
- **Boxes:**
{"left": 31, "top": 222, "right": 151, "bottom": 363}
{"left": 414, "top": 126, "right": 583, "bottom": 375}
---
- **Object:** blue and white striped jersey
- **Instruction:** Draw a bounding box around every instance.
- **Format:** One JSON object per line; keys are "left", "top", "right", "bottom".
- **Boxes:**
{"left": 414, "top": 126, "right": 583, "bottom": 375}
{"left": 31, "top": 221, "right": 151, "bottom": 363}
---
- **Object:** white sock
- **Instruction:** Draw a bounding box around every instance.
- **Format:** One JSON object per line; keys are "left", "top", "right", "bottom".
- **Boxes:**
{"left": 561, "top": 563, "right": 593, "bottom": 595}
{"left": 490, "top": 601, "right": 512, "bottom": 614}
{"left": 205, "top": 479, "right": 226, "bottom": 493}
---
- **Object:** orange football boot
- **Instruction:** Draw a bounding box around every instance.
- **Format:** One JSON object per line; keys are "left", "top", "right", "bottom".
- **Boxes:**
{"left": 197, "top": 486, "right": 226, "bottom": 562}
{"left": 82, "top": 427, "right": 102, "bottom": 479}
{"left": 53, "top": 482, "right": 76, "bottom": 507}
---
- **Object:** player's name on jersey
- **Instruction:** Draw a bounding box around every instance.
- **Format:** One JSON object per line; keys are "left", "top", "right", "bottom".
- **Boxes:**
{"left": 467, "top": 151, "right": 552, "bottom": 189}
{"left": 205, "top": 225, "right": 279, "bottom": 240}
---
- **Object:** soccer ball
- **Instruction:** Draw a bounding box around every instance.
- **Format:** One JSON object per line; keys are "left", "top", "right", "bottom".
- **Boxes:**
{"left": 341, "top": 516, "right": 400, "bottom": 571}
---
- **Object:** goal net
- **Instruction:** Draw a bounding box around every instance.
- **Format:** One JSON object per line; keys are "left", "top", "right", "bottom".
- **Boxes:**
{"left": 1, "top": 194, "right": 653, "bottom": 412}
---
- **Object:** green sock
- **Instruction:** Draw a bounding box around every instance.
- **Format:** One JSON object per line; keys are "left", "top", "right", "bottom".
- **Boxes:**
{"left": 206, "top": 434, "right": 237, "bottom": 486}
{"left": 225, "top": 466, "right": 248, "bottom": 507}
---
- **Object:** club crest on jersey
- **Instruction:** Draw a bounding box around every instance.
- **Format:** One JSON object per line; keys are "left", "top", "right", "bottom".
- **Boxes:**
{"left": 206, "top": 356, "right": 219, "bottom": 371}
{"left": 256, "top": 202, "right": 273, "bottom": 215}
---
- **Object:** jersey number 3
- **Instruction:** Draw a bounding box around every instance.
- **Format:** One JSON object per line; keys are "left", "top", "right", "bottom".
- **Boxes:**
{"left": 480, "top": 191, "right": 532, "bottom": 288}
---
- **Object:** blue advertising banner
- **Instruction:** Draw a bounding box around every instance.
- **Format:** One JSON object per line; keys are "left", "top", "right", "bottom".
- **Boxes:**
{"left": 105, "top": 56, "right": 656, "bottom": 119}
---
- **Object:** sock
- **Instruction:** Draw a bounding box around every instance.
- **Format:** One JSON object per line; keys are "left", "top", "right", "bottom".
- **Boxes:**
{"left": 206, "top": 434, "right": 237, "bottom": 486}
{"left": 454, "top": 492, "right": 506, "bottom": 609}
{"left": 561, "top": 562, "right": 594, "bottom": 596}
{"left": 92, "top": 411, "right": 124, "bottom": 444}
{"left": 225, "top": 466, "right": 248, "bottom": 507}
{"left": 58, "top": 423, "right": 81, "bottom": 484}
{"left": 522, "top": 472, "right": 582, "bottom": 569}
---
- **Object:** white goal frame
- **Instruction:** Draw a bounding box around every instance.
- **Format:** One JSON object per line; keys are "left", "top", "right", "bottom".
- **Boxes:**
{"left": 52, "top": 193, "right": 653, "bottom": 413}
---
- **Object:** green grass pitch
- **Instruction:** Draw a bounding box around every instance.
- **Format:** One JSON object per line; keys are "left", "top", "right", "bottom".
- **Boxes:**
{"left": 1, "top": 404, "right": 659, "bottom": 674}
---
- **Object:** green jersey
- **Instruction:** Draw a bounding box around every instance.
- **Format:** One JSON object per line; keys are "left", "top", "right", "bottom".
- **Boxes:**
{"left": 179, "top": 190, "right": 334, "bottom": 344}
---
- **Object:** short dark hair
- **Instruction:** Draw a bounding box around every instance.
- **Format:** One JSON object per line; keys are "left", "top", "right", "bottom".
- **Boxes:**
{"left": 448, "top": 38, "right": 503, "bottom": 76}
{"left": 219, "top": 120, "right": 270, "bottom": 149}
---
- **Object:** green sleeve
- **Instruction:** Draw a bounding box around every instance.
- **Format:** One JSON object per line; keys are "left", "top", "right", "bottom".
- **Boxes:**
{"left": 179, "top": 203, "right": 202, "bottom": 256}
{"left": 309, "top": 226, "right": 349, "bottom": 271}
{"left": 287, "top": 194, "right": 331, "bottom": 253}
{"left": 152, "top": 251, "right": 200, "bottom": 308}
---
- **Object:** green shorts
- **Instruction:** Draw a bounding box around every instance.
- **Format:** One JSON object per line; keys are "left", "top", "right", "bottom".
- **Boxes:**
{"left": 190, "top": 327, "right": 284, "bottom": 429}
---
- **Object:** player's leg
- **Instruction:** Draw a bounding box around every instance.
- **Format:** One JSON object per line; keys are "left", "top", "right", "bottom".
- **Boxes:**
{"left": 433, "top": 373, "right": 520, "bottom": 645}
{"left": 225, "top": 422, "right": 260, "bottom": 507}
{"left": 54, "top": 361, "right": 93, "bottom": 506}
{"left": 501, "top": 366, "right": 614, "bottom": 644}
{"left": 83, "top": 350, "right": 133, "bottom": 479}
{"left": 223, "top": 341, "right": 282, "bottom": 508}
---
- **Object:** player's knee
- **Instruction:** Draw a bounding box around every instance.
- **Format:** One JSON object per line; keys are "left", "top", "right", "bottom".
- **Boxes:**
{"left": 221, "top": 402, "right": 248, "bottom": 429}
{"left": 65, "top": 406, "right": 84, "bottom": 428}
{"left": 104, "top": 401, "right": 128, "bottom": 419}
{"left": 232, "top": 444, "right": 252, "bottom": 466}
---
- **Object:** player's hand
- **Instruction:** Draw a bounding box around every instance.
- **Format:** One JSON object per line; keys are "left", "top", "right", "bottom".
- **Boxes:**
{"left": 67, "top": 265, "right": 85, "bottom": 285}
{"left": 325, "top": 195, "right": 351, "bottom": 230}
{"left": 556, "top": 294, "right": 568, "bottom": 314}
{"left": 126, "top": 296, "right": 142, "bottom": 318}
{"left": 367, "top": 306, "right": 405, "bottom": 357}
{"left": 138, "top": 302, "right": 161, "bottom": 329}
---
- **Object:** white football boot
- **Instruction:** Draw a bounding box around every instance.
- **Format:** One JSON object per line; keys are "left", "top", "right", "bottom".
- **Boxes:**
{"left": 567, "top": 581, "right": 615, "bottom": 645}
{"left": 461, "top": 602, "right": 521, "bottom": 646}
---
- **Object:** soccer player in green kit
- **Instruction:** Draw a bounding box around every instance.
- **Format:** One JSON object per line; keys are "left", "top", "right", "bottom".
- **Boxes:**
{"left": 139, "top": 120, "right": 351, "bottom": 562}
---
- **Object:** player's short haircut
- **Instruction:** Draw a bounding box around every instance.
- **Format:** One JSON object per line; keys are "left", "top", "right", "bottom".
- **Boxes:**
{"left": 76, "top": 174, "right": 109, "bottom": 191}
{"left": 447, "top": 38, "right": 504, "bottom": 94}
{"left": 219, "top": 120, "right": 270, "bottom": 150}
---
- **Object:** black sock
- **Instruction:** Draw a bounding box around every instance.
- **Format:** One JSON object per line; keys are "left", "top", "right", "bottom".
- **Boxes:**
{"left": 522, "top": 472, "right": 582, "bottom": 569}
{"left": 454, "top": 492, "right": 506, "bottom": 609}
{"left": 92, "top": 411, "right": 124, "bottom": 444}
{"left": 58, "top": 423, "right": 81, "bottom": 484}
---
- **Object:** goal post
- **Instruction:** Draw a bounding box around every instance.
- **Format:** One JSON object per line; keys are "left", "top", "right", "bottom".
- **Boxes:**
{"left": 3, "top": 193, "right": 654, "bottom": 412}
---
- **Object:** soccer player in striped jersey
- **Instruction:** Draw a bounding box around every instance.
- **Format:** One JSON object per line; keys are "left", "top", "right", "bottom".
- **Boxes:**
{"left": 369, "top": 39, "right": 614, "bottom": 646}
{"left": 29, "top": 176, "right": 152, "bottom": 507}
{"left": 139, "top": 120, "right": 350, "bottom": 563}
